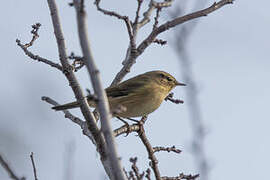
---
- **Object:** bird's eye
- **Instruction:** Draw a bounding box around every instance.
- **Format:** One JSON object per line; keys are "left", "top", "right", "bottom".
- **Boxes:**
{"left": 159, "top": 73, "right": 165, "bottom": 78}
{"left": 166, "top": 77, "right": 172, "bottom": 81}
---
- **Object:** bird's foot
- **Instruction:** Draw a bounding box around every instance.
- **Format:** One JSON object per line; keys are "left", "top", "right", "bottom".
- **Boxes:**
{"left": 117, "top": 116, "right": 131, "bottom": 137}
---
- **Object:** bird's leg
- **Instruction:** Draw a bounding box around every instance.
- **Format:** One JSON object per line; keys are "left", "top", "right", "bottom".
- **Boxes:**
{"left": 127, "top": 118, "right": 140, "bottom": 123}
{"left": 116, "top": 116, "right": 129, "bottom": 125}
{"left": 116, "top": 116, "right": 131, "bottom": 136}
{"left": 135, "top": 116, "right": 147, "bottom": 137}
{"left": 140, "top": 116, "right": 148, "bottom": 124}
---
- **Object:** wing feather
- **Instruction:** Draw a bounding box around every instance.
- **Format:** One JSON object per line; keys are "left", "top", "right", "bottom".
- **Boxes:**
{"left": 106, "top": 74, "right": 150, "bottom": 98}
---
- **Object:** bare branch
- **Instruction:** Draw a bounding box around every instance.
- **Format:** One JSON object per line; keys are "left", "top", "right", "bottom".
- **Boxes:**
{"left": 16, "top": 39, "right": 63, "bottom": 71}
{"left": 112, "top": 0, "right": 173, "bottom": 85}
{"left": 46, "top": 0, "right": 107, "bottom": 166}
{"left": 135, "top": 117, "right": 161, "bottom": 180}
{"left": 41, "top": 96, "right": 83, "bottom": 126}
{"left": 137, "top": 0, "right": 234, "bottom": 56}
{"left": 162, "top": 173, "right": 200, "bottom": 180}
{"left": 94, "top": 0, "right": 138, "bottom": 87}
{"left": 152, "top": 0, "right": 174, "bottom": 30}
{"left": 110, "top": 53, "right": 137, "bottom": 85}
{"left": 139, "top": 130, "right": 161, "bottom": 180}
{"left": 94, "top": 0, "right": 125, "bottom": 20}
{"left": 115, "top": 116, "right": 172, "bottom": 179}
{"left": 0, "top": 153, "right": 25, "bottom": 180}
{"left": 41, "top": 96, "right": 95, "bottom": 144}
{"left": 24, "top": 23, "right": 41, "bottom": 48}
{"left": 68, "top": 52, "right": 85, "bottom": 72}
{"left": 153, "top": 146, "right": 181, "bottom": 154}
{"left": 137, "top": 1, "right": 156, "bottom": 28}
{"left": 94, "top": 0, "right": 135, "bottom": 50}
{"left": 130, "top": 157, "right": 144, "bottom": 180}
{"left": 145, "top": 168, "right": 151, "bottom": 180}
{"left": 153, "top": 39, "right": 167, "bottom": 45}
{"left": 114, "top": 124, "right": 140, "bottom": 137}
{"left": 152, "top": 0, "right": 173, "bottom": 9}
{"left": 16, "top": 1, "right": 233, "bottom": 180}
{"left": 138, "top": 0, "right": 173, "bottom": 29}
{"left": 73, "top": 1, "right": 126, "bottom": 180}
{"left": 123, "top": 168, "right": 130, "bottom": 180}
{"left": 129, "top": 171, "right": 136, "bottom": 180}
{"left": 16, "top": 23, "right": 63, "bottom": 71}
{"left": 133, "top": 0, "right": 143, "bottom": 28}
{"left": 30, "top": 152, "right": 38, "bottom": 180}
{"left": 153, "top": 8, "right": 161, "bottom": 30}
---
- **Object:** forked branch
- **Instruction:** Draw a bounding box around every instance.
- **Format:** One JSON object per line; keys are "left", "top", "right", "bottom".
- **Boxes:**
{"left": 16, "top": 23, "right": 63, "bottom": 71}
{"left": 113, "top": 0, "right": 234, "bottom": 85}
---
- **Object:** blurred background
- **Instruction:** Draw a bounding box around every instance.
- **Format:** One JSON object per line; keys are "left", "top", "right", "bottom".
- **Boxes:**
{"left": 0, "top": 0, "right": 269, "bottom": 180}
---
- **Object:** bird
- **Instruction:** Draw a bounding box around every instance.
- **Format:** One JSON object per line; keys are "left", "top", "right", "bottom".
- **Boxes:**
{"left": 52, "top": 70, "right": 185, "bottom": 118}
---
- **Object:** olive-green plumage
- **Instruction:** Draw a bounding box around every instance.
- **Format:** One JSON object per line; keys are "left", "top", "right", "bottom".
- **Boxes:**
{"left": 52, "top": 70, "right": 185, "bottom": 118}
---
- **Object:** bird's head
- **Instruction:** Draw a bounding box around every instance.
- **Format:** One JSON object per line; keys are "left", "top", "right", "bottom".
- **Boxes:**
{"left": 144, "top": 71, "right": 186, "bottom": 92}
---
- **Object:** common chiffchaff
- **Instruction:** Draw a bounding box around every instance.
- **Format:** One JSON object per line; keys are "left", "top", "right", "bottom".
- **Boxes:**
{"left": 52, "top": 71, "right": 185, "bottom": 118}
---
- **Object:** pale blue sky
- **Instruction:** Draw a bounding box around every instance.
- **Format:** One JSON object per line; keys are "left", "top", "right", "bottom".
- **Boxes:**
{"left": 1, "top": 0, "right": 269, "bottom": 180}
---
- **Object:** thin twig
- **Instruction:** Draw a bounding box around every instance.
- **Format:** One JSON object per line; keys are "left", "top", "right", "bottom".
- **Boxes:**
{"left": 123, "top": 168, "right": 130, "bottom": 180}
{"left": 41, "top": 96, "right": 95, "bottom": 143}
{"left": 137, "top": 0, "right": 156, "bottom": 28}
{"left": 138, "top": 0, "right": 173, "bottom": 29}
{"left": 152, "top": 0, "right": 174, "bottom": 9}
{"left": 153, "top": 8, "right": 161, "bottom": 30}
{"left": 162, "top": 173, "right": 200, "bottom": 180}
{"left": 16, "top": 23, "right": 63, "bottom": 71}
{"left": 16, "top": 39, "right": 63, "bottom": 71}
{"left": 0, "top": 154, "right": 24, "bottom": 180}
{"left": 114, "top": 124, "right": 140, "bottom": 137}
{"left": 145, "top": 168, "right": 151, "bottom": 180}
{"left": 129, "top": 157, "right": 142, "bottom": 180}
{"left": 129, "top": 171, "right": 136, "bottom": 180}
{"left": 165, "top": 93, "right": 184, "bottom": 104}
{"left": 134, "top": 0, "right": 143, "bottom": 27}
{"left": 153, "top": 146, "right": 181, "bottom": 154}
{"left": 94, "top": 0, "right": 126, "bottom": 20}
{"left": 30, "top": 152, "right": 38, "bottom": 180}
{"left": 94, "top": 0, "right": 135, "bottom": 49}
{"left": 24, "top": 23, "right": 41, "bottom": 48}
{"left": 153, "top": 39, "right": 167, "bottom": 45}
{"left": 68, "top": 52, "right": 85, "bottom": 72}
{"left": 41, "top": 97, "right": 84, "bottom": 126}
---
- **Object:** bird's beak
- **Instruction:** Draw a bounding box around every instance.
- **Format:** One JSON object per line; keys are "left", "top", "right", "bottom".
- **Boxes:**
{"left": 175, "top": 81, "right": 186, "bottom": 86}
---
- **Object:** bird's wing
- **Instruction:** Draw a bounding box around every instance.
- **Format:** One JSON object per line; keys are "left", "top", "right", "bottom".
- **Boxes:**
{"left": 106, "top": 75, "right": 149, "bottom": 98}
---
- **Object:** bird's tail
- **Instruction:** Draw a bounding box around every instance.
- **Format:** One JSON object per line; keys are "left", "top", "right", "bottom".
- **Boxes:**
{"left": 52, "top": 101, "right": 79, "bottom": 111}
{"left": 52, "top": 95, "right": 97, "bottom": 111}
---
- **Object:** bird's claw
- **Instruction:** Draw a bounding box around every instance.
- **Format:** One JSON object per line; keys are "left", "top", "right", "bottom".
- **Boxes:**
{"left": 117, "top": 116, "right": 131, "bottom": 137}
